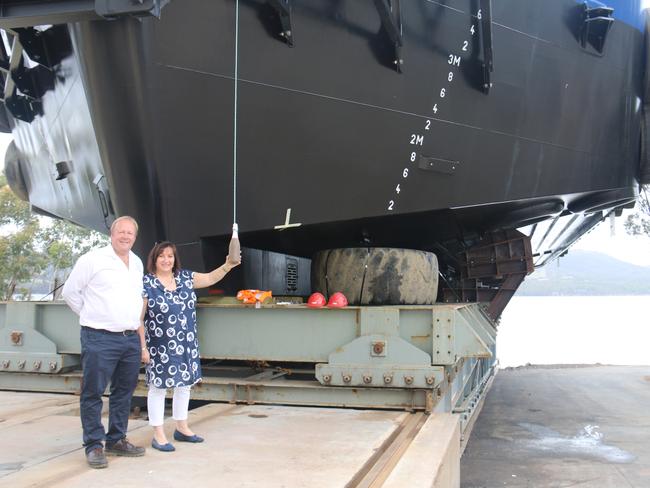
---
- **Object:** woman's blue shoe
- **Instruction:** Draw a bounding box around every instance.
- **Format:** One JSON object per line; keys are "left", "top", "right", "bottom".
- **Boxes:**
{"left": 151, "top": 438, "right": 175, "bottom": 452}
{"left": 173, "top": 430, "right": 204, "bottom": 443}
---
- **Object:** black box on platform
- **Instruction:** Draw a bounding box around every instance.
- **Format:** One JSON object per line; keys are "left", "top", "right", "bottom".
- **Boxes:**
{"left": 200, "top": 242, "right": 311, "bottom": 297}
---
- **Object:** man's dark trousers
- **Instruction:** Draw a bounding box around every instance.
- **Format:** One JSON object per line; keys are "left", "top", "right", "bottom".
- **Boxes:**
{"left": 80, "top": 327, "right": 141, "bottom": 453}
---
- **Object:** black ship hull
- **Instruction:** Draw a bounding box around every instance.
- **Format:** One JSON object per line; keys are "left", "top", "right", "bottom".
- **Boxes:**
{"left": 0, "top": 0, "right": 647, "bottom": 306}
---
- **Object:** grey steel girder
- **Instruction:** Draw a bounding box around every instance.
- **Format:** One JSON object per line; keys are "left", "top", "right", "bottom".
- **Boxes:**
{"left": 0, "top": 300, "right": 497, "bottom": 414}
{"left": 0, "top": 0, "right": 170, "bottom": 29}
{"left": 0, "top": 302, "right": 496, "bottom": 381}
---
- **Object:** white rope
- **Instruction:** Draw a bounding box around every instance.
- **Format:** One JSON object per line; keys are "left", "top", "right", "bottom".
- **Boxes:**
{"left": 233, "top": 0, "right": 240, "bottom": 224}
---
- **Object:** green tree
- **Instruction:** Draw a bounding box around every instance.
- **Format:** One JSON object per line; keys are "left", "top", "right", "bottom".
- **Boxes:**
{"left": 624, "top": 186, "right": 650, "bottom": 236}
{"left": 0, "top": 173, "right": 107, "bottom": 300}
{"left": 0, "top": 175, "right": 47, "bottom": 299}
{"left": 40, "top": 219, "right": 106, "bottom": 298}
{"left": 0, "top": 221, "right": 46, "bottom": 300}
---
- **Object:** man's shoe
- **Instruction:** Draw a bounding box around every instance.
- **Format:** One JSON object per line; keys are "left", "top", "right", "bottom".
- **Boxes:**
{"left": 173, "top": 429, "right": 204, "bottom": 443}
{"left": 86, "top": 447, "right": 108, "bottom": 469}
{"left": 105, "top": 438, "right": 145, "bottom": 457}
{"left": 152, "top": 438, "right": 176, "bottom": 452}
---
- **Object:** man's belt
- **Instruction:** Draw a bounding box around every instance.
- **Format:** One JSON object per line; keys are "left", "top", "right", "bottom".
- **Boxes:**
{"left": 82, "top": 326, "right": 137, "bottom": 336}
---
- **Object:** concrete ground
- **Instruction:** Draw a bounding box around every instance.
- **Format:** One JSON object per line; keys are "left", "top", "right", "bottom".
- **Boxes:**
{"left": 461, "top": 365, "right": 650, "bottom": 488}
{"left": 0, "top": 390, "right": 458, "bottom": 488}
{"left": 0, "top": 397, "right": 403, "bottom": 488}
{"left": 3, "top": 365, "right": 647, "bottom": 487}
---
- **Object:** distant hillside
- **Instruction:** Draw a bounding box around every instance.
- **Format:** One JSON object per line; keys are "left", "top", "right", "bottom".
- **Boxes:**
{"left": 518, "top": 250, "right": 650, "bottom": 296}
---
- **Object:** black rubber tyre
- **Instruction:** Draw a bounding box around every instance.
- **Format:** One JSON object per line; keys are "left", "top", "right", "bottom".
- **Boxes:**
{"left": 311, "top": 248, "right": 438, "bottom": 305}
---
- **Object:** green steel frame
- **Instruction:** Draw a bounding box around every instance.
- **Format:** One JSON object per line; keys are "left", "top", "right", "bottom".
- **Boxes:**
{"left": 0, "top": 301, "right": 497, "bottom": 415}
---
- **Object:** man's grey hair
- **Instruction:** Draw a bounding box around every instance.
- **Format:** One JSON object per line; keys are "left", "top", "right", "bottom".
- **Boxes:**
{"left": 110, "top": 215, "right": 139, "bottom": 234}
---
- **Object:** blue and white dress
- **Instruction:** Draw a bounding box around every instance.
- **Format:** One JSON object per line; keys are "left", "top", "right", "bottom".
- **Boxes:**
{"left": 143, "top": 269, "right": 202, "bottom": 388}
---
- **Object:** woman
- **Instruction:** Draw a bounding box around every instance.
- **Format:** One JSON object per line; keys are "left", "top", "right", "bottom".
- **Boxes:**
{"left": 141, "top": 241, "right": 240, "bottom": 452}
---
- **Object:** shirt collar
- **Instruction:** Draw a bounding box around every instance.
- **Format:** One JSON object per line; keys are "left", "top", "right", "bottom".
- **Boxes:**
{"left": 102, "top": 244, "right": 136, "bottom": 264}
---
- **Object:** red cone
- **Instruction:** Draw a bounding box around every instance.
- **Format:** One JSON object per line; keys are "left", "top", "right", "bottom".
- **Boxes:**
{"left": 307, "top": 292, "right": 327, "bottom": 308}
{"left": 327, "top": 292, "right": 348, "bottom": 308}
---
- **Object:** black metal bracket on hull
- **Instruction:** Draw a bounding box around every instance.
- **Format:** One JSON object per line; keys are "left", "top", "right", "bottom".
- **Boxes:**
{"left": 268, "top": 0, "right": 294, "bottom": 47}
{"left": 580, "top": 1, "right": 614, "bottom": 54}
{"left": 418, "top": 155, "right": 459, "bottom": 175}
{"left": 0, "top": 0, "right": 170, "bottom": 29}
{"left": 3, "top": 94, "right": 42, "bottom": 123}
{"left": 373, "top": 0, "right": 403, "bottom": 73}
{"left": 11, "top": 64, "right": 55, "bottom": 100}
{"left": 0, "top": 26, "right": 68, "bottom": 122}
{"left": 264, "top": 1, "right": 404, "bottom": 71}
{"left": 12, "top": 26, "right": 72, "bottom": 69}
{"left": 0, "top": 31, "right": 42, "bottom": 122}
{"left": 477, "top": 0, "right": 493, "bottom": 93}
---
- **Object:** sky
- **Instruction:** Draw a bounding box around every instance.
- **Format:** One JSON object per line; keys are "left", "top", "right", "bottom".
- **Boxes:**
{"left": 0, "top": 131, "right": 648, "bottom": 266}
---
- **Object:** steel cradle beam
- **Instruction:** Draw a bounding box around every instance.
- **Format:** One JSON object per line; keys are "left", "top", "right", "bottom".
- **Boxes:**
{"left": 0, "top": 355, "right": 496, "bottom": 415}
{"left": 1, "top": 371, "right": 434, "bottom": 411}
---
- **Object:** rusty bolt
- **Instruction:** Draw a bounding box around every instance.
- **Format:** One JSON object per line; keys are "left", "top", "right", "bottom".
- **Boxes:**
{"left": 372, "top": 342, "right": 385, "bottom": 355}
{"left": 363, "top": 375, "right": 372, "bottom": 384}
{"left": 49, "top": 361, "right": 57, "bottom": 371}
{"left": 322, "top": 374, "right": 331, "bottom": 384}
{"left": 383, "top": 374, "right": 393, "bottom": 384}
{"left": 342, "top": 374, "right": 352, "bottom": 384}
{"left": 18, "top": 360, "right": 26, "bottom": 370}
{"left": 2, "top": 360, "right": 9, "bottom": 369}
{"left": 404, "top": 375, "right": 414, "bottom": 385}
{"left": 426, "top": 376, "right": 435, "bottom": 385}
{"left": 10, "top": 331, "right": 23, "bottom": 345}
{"left": 33, "top": 360, "right": 42, "bottom": 371}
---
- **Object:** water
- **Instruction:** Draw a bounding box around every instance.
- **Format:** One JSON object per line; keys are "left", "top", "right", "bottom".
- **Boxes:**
{"left": 497, "top": 296, "right": 650, "bottom": 368}
{"left": 518, "top": 422, "right": 635, "bottom": 463}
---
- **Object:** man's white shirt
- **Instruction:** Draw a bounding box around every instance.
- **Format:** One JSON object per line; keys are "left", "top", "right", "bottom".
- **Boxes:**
{"left": 62, "top": 245, "right": 143, "bottom": 331}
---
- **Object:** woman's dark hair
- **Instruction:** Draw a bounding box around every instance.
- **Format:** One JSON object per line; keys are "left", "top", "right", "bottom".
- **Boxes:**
{"left": 147, "top": 241, "right": 181, "bottom": 275}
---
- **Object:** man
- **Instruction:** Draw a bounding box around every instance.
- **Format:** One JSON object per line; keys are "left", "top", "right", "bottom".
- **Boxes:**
{"left": 63, "top": 216, "right": 147, "bottom": 468}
